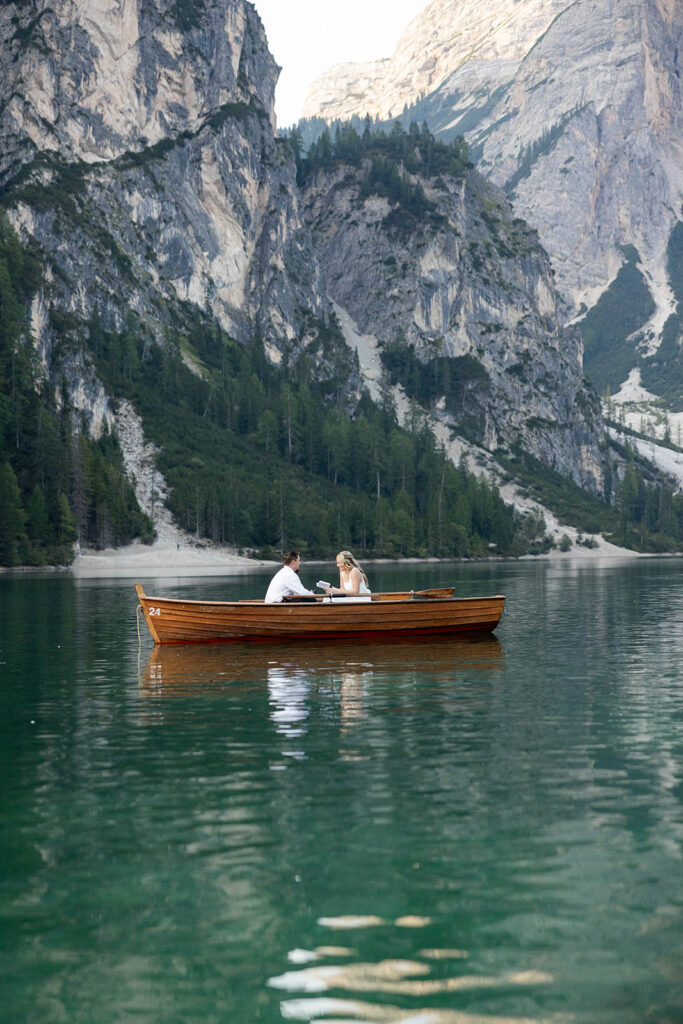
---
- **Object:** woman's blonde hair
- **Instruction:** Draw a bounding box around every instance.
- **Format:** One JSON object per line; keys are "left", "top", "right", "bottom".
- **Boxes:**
{"left": 336, "top": 550, "right": 368, "bottom": 585}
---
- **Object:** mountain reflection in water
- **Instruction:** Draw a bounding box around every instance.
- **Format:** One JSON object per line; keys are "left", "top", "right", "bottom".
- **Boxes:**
{"left": 4, "top": 562, "right": 681, "bottom": 1024}
{"left": 270, "top": 935, "right": 557, "bottom": 1023}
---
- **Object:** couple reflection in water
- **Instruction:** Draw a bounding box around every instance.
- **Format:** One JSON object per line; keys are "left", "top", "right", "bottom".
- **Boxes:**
{"left": 267, "top": 662, "right": 367, "bottom": 755}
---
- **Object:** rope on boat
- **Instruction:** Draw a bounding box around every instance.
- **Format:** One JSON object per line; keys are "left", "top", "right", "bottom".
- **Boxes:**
{"left": 136, "top": 603, "right": 144, "bottom": 683}
{"left": 136, "top": 602, "right": 143, "bottom": 646}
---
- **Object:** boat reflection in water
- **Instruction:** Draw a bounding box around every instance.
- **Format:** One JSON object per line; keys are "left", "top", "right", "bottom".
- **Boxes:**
{"left": 139, "top": 634, "right": 504, "bottom": 699}
{"left": 139, "top": 634, "right": 504, "bottom": 757}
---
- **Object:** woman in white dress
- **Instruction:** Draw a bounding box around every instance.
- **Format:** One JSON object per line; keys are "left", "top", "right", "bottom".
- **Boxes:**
{"left": 324, "top": 551, "right": 371, "bottom": 597}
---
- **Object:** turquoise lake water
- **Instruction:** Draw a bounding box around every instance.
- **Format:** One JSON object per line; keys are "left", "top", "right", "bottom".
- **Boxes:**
{"left": 1, "top": 558, "right": 682, "bottom": 1024}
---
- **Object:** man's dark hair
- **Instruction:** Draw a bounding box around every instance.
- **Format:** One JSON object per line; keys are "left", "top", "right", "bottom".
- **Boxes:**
{"left": 283, "top": 550, "right": 300, "bottom": 565}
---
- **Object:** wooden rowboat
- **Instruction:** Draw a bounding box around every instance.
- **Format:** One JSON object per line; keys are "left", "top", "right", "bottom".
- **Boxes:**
{"left": 135, "top": 583, "right": 505, "bottom": 645}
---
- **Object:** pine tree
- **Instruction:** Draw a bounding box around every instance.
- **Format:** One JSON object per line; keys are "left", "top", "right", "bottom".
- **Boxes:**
{"left": 27, "top": 483, "right": 49, "bottom": 549}
{"left": 58, "top": 492, "right": 78, "bottom": 548}
{"left": 0, "top": 462, "right": 26, "bottom": 566}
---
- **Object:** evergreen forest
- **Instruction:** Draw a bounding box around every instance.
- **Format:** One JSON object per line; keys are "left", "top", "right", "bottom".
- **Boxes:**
{"left": 0, "top": 215, "right": 152, "bottom": 567}
{"left": 0, "top": 209, "right": 526, "bottom": 567}
{"left": 291, "top": 117, "right": 470, "bottom": 187}
{"left": 2, "top": 118, "right": 683, "bottom": 569}
{"left": 88, "top": 308, "right": 523, "bottom": 562}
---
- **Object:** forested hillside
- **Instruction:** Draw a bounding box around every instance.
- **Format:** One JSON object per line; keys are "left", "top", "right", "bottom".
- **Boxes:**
{"left": 68, "top": 271, "right": 526, "bottom": 563}
{"left": 0, "top": 215, "right": 152, "bottom": 566}
{"left": 294, "top": 122, "right": 683, "bottom": 556}
{"left": 4, "top": 148, "right": 683, "bottom": 569}
{"left": 2, "top": 0, "right": 682, "bottom": 569}
{"left": 0, "top": 214, "right": 526, "bottom": 566}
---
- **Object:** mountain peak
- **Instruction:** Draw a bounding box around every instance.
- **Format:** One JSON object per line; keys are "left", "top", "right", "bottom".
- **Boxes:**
{"left": 1, "top": 0, "right": 278, "bottom": 183}
{"left": 301, "top": 0, "right": 572, "bottom": 122}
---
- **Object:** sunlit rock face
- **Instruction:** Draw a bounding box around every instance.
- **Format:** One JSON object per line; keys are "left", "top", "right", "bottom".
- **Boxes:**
{"left": 302, "top": 0, "right": 683, "bottom": 360}
{"left": 1, "top": 0, "right": 607, "bottom": 491}
{"left": 0, "top": 0, "right": 277, "bottom": 176}
{"left": 301, "top": 162, "right": 605, "bottom": 492}
{"left": 1, "top": 0, "right": 328, "bottom": 373}
{"left": 301, "top": 0, "right": 570, "bottom": 123}
{"left": 475, "top": 0, "right": 683, "bottom": 338}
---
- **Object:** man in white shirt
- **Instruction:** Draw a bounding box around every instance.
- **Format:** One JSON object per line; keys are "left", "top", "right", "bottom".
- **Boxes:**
{"left": 264, "top": 551, "right": 315, "bottom": 603}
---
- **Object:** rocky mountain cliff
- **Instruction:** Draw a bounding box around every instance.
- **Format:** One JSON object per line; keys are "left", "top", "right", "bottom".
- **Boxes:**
{"left": 301, "top": 0, "right": 569, "bottom": 124}
{"left": 1, "top": 0, "right": 335, "bottom": 435}
{"left": 475, "top": 0, "right": 682, "bottom": 342}
{"left": 0, "top": 0, "right": 614, "bottom": 552}
{"left": 299, "top": 133, "right": 603, "bottom": 490}
{"left": 302, "top": 0, "right": 683, "bottom": 403}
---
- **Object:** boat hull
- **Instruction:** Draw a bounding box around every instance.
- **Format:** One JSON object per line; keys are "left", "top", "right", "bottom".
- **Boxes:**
{"left": 135, "top": 585, "right": 505, "bottom": 645}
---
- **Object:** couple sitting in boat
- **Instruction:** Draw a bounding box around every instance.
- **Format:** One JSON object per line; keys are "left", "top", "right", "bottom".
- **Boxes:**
{"left": 264, "top": 550, "right": 370, "bottom": 603}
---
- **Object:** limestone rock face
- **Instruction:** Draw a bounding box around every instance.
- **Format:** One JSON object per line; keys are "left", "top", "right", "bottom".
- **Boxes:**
{"left": 301, "top": 162, "right": 604, "bottom": 492}
{"left": 303, "top": 59, "right": 389, "bottom": 124}
{"left": 1, "top": 0, "right": 607, "bottom": 496}
{"left": 1, "top": 0, "right": 331, "bottom": 428}
{"left": 0, "top": 0, "right": 277, "bottom": 179}
{"left": 475, "top": 0, "right": 683, "bottom": 333}
{"left": 302, "top": 0, "right": 683, "bottom": 368}
{"left": 301, "top": 0, "right": 569, "bottom": 123}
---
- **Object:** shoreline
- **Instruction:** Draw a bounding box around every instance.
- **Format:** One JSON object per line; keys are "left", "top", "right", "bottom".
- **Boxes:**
{"left": 69, "top": 540, "right": 278, "bottom": 578}
{"left": 1, "top": 536, "right": 668, "bottom": 580}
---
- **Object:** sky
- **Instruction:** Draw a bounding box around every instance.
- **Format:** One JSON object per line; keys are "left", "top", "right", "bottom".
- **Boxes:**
{"left": 252, "top": 0, "right": 428, "bottom": 128}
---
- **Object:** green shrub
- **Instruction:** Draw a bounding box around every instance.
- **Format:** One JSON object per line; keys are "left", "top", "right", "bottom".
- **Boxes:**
{"left": 580, "top": 246, "right": 655, "bottom": 393}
